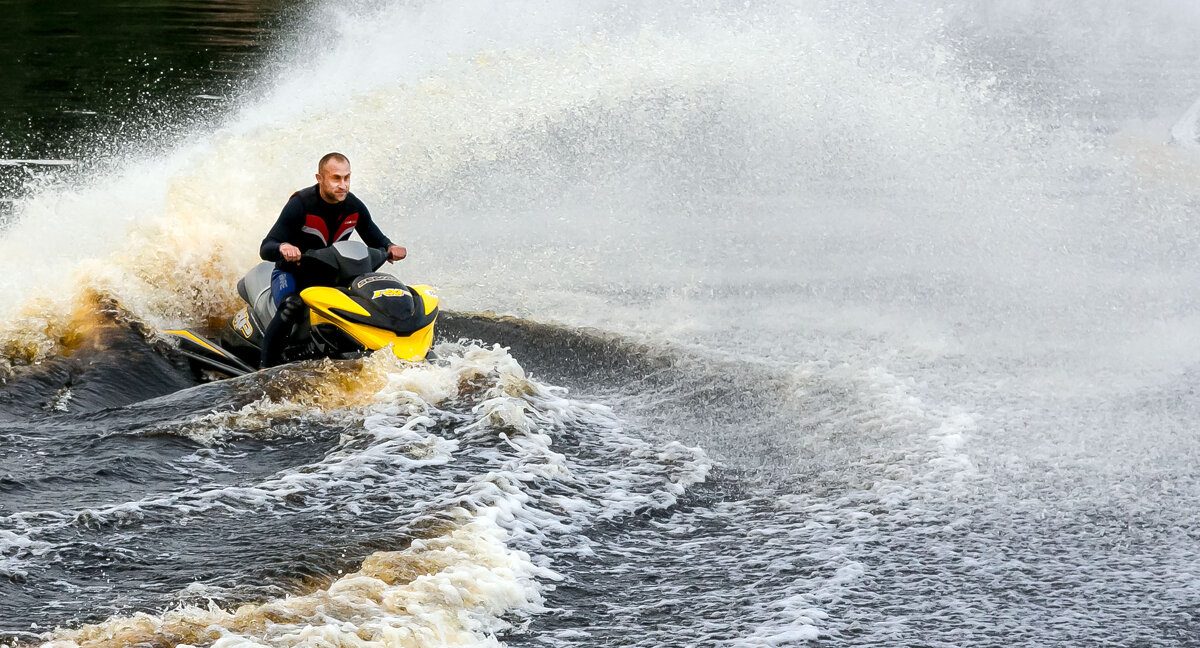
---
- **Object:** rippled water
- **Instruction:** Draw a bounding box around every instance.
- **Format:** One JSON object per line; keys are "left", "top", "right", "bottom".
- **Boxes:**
{"left": 5, "top": 1, "right": 1200, "bottom": 646}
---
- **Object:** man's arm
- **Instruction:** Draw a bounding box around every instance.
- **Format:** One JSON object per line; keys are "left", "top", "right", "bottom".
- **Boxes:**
{"left": 354, "top": 202, "right": 406, "bottom": 261}
{"left": 260, "top": 197, "right": 305, "bottom": 262}
{"left": 353, "top": 202, "right": 392, "bottom": 249}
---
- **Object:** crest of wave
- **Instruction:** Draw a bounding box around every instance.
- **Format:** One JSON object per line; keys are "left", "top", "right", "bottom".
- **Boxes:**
{"left": 0, "top": 1, "right": 1015, "bottom": 367}
{"left": 41, "top": 511, "right": 551, "bottom": 648}
{"left": 31, "top": 343, "right": 564, "bottom": 646}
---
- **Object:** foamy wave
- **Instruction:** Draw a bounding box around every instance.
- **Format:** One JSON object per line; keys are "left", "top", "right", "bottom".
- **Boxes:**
{"left": 148, "top": 341, "right": 533, "bottom": 445}
{"left": 0, "top": 529, "right": 52, "bottom": 581}
{"left": 41, "top": 511, "right": 550, "bottom": 648}
{"left": 5, "top": 342, "right": 708, "bottom": 603}
{"left": 12, "top": 339, "right": 711, "bottom": 645}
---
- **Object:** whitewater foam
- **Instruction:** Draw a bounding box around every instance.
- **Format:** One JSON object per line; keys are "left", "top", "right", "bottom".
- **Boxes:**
{"left": 10, "top": 341, "right": 710, "bottom": 644}
{"left": 42, "top": 511, "right": 549, "bottom": 648}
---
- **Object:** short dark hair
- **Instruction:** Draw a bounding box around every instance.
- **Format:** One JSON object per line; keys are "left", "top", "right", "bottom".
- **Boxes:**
{"left": 318, "top": 152, "right": 350, "bottom": 173}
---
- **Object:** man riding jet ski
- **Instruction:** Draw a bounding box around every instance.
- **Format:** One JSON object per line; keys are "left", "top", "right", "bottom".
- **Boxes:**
{"left": 259, "top": 152, "right": 408, "bottom": 368}
{"left": 164, "top": 153, "right": 438, "bottom": 377}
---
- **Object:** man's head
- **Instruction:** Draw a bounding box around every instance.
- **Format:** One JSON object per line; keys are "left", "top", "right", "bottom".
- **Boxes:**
{"left": 316, "top": 152, "right": 351, "bottom": 203}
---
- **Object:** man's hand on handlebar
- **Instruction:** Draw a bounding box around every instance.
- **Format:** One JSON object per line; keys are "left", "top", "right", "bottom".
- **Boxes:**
{"left": 387, "top": 245, "right": 407, "bottom": 262}
{"left": 280, "top": 243, "right": 302, "bottom": 262}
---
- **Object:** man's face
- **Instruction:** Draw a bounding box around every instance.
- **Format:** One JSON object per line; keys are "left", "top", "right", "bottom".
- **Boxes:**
{"left": 316, "top": 159, "right": 351, "bottom": 203}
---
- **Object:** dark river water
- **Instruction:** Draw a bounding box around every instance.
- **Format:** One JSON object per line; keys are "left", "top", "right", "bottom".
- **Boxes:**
{"left": 0, "top": 0, "right": 287, "bottom": 210}
{"left": 7, "top": 2, "right": 1200, "bottom": 647}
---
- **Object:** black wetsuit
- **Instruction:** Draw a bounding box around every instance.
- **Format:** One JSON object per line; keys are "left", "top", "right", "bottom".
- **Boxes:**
{"left": 257, "top": 184, "right": 396, "bottom": 367}
{"left": 260, "top": 184, "right": 393, "bottom": 288}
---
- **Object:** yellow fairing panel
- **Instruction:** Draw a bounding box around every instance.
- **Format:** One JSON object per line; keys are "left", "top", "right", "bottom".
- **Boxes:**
{"left": 409, "top": 285, "right": 440, "bottom": 315}
{"left": 302, "top": 286, "right": 436, "bottom": 361}
{"left": 303, "top": 287, "right": 369, "bottom": 316}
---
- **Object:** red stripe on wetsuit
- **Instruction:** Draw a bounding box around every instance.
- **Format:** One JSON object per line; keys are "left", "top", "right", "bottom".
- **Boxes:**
{"left": 302, "top": 212, "right": 357, "bottom": 245}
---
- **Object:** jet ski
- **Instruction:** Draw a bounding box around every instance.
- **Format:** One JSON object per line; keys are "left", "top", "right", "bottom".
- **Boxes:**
{"left": 164, "top": 240, "right": 439, "bottom": 378}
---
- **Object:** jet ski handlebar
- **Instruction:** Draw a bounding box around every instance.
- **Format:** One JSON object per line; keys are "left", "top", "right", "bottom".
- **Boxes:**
{"left": 300, "top": 241, "right": 389, "bottom": 285}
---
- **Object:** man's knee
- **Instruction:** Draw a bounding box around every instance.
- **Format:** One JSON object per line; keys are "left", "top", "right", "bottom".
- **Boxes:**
{"left": 278, "top": 293, "right": 308, "bottom": 323}
{"left": 270, "top": 269, "right": 298, "bottom": 307}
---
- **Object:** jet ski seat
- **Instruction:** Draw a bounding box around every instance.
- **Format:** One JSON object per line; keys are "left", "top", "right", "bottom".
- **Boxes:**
{"left": 237, "top": 262, "right": 278, "bottom": 325}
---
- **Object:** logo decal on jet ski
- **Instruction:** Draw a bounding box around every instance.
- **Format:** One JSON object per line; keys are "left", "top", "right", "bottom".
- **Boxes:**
{"left": 372, "top": 288, "right": 410, "bottom": 299}
{"left": 354, "top": 275, "right": 392, "bottom": 288}
{"left": 232, "top": 308, "right": 253, "bottom": 338}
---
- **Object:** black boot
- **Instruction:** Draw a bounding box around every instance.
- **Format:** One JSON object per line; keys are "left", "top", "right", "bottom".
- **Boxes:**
{"left": 259, "top": 294, "right": 307, "bottom": 368}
